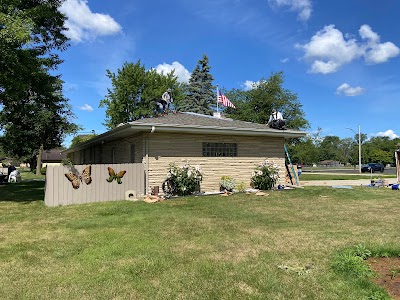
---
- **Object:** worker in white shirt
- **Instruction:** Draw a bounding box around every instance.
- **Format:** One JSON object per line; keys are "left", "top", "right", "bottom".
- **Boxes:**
{"left": 156, "top": 88, "right": 174, "bottom": 114}
{"left": 267, "top": 108, "right": 286, "bottom": 129}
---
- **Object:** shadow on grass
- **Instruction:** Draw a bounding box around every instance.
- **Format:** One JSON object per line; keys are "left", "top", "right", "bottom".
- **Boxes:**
{"left": 0, "top": 180, "right": 45, "bottom": 203}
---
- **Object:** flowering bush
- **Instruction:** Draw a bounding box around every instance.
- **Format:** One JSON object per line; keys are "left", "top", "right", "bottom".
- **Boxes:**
{"left": 166, "top": 162, "right": 203, "bottom": 196}
{"left": 220, "top": 176, "right": 236, "bottom": 192}
{"left": 250, "top": 160, "right": 280, "bottom": 190}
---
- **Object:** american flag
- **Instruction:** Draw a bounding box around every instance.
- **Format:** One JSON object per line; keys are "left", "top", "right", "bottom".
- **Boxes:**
{"left": 218, "top": 90, "right": 236, "bottom": 109}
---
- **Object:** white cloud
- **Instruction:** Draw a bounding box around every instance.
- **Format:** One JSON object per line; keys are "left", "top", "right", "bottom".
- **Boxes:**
{"left": 359, "top": 25, "right": 400, "bottom": 64}
{"left": 297, "top": 24, "right": 400, "bottom": 74}
{"left": 359, "top": 24, "right": 379, "bottom": 44}
{"left": 268, "top": 0, "right": 312, "bottom": 21}
{"left": 154, "top": 61, "right": 191, "bottom": 83}
{"left": 242, "top": 80, "right": 260, "bottom": 91}
{"left": 78, "top": 104, "right": 94, "bottom": 112}
{"left": 336, "top": 83, "right": 365, "bottom": 96}
{"left": 280, "top": 58, "right": 289, "bottom": 63}
{"left": 310, "top": 60, "right": 340, "bottom": 74}
{"left": 375, "top": 130, "right": 399, "bottom": 139}
{"left": 296, "top": 24, "right": 361, "bottom": 74}
{"left": 59, "top": 0, "right": 122, "bottom": 43}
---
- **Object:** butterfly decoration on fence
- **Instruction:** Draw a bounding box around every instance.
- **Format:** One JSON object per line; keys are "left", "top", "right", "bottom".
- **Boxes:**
{"left": 64, "top": 165, "right": 92, "bottom": 189}
{"left": 106, "top": 167, "right": 126, "bottom": 184}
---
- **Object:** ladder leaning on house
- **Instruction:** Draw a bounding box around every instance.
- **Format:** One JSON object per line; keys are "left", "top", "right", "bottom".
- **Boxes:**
{"left": 284, "top": 144, "right": 299, "bottom": 186}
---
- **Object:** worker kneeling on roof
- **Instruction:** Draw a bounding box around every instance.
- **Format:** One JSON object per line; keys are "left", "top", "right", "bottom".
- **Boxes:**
{"left": 267, "top": 108, "right": 286, "bottom": 130}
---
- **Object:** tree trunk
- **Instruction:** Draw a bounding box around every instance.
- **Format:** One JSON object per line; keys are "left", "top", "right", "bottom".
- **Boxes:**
{"left": 36, "top": 145, "right": 43, "bottom": 175}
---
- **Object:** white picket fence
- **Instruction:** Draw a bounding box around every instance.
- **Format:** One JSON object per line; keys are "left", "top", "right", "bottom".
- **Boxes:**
{"left": 44, "top": 163, "right": 145, "bottom": 207}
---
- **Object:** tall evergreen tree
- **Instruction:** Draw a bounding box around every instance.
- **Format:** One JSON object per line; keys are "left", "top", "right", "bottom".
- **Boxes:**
{"left": 180, "top": 54, "right": 215, "bottom": 115}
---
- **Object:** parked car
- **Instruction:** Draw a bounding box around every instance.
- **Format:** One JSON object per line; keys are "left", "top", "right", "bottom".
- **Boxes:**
{"left": 361, "top": 163, "right": 385, "bottom": 173}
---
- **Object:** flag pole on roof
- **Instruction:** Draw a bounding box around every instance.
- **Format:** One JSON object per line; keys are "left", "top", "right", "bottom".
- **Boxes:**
{"left": 216, "top": 84, "right": 219, "bottom": 114}
{"left": 217, "top": 87, "right": 236, "bottom": 109}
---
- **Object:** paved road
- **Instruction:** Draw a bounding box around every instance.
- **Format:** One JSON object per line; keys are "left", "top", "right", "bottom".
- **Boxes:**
{"left": 300, "top": 178, "right": 398, "bottom": 187}
{"left": 302, "top": 167, "right": 396, "bottom": 175}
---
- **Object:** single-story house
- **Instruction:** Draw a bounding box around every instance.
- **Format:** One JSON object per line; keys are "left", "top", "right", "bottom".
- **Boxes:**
{"left": 319, "top": 160, "right": 342, "bottom": 167}
{"left": 41, "top": 148, "right": 67, "bottom": 167}
{"left": 64, "top": 112, "right": 307, "bottom": 193}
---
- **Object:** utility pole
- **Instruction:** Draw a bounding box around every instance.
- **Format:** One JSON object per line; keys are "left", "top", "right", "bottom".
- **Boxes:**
{"left": 358, "top": 125, "right": 362, "bottom": 174}
{"left": 346, "top": 125, "right": 362, "bottom": 173}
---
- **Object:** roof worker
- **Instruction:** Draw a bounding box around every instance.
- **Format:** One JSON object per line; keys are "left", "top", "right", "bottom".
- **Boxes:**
{"left": 155, "top": 88, "right": 174, "bottom": 115}
{"left": 267, "top": 108, "right": 286, "bottom": 130}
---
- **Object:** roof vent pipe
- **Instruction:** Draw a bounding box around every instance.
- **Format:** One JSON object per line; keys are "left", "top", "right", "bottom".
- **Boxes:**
{"left": 213, "top": 112, "right": 221, "bottom": 118}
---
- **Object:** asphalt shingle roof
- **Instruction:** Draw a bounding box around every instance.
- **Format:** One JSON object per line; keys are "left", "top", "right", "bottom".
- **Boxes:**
{"left": 133, "top": 112, "right": 296, "bottom": 131}
{"left": 65, "top": 112, "right": 306, "bottom": 152}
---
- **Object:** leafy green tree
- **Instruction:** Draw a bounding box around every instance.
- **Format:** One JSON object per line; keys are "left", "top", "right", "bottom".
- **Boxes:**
{"left": 287, "top": 137, "right": 318, "bottom": 165}
{"left": 100, "top": 60, "right": 186, "bottom": 129}
{"left": 0, "top": 72, "right": 79, "bottom": 172}
{"left": 318, "top": 136, "right": 342, "bottom": 162}
{"left": 0, "top": 0, "right": 69, "bottom": 101}
{"left": 362, "top": 136, "right": 400, "bottom": 165}
{"left": 225, "top": 72, "right": 309, "bottom": 130}
{"left": 180, "top": 54, "right": 215, "bottom": 115}
{"left": 368, "top": 148, "right": 393, "bottom": 165}
{"left": 0, "top": 0, "right": 76, "bottom": 173}
{"left": 339, "top": 137, "right": 357, "bottom": 166}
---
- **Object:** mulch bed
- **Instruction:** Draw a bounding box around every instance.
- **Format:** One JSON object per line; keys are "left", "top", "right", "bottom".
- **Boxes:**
{"left": 366, "top": 257, "right": 400, "bottom": 299}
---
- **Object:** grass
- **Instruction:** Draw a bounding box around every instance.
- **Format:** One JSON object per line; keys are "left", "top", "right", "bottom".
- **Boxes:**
{"left": 299, "top": 173, "right": 396, "bottom": 181}
{"left": 19, "top": 168, "right": 46, "bottom": 181}
{"left": 1, "top": 182, "right": 400, "bottom": 299}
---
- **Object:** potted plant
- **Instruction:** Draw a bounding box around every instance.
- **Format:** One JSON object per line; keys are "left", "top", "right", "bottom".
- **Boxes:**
{"left": 220, "top": 176, "right": 236, "bottom": 192}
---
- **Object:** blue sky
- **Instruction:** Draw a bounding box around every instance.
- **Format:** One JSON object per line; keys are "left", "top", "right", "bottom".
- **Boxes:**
{"left": 57, "top": 0, "right": 400, "bottom": 147}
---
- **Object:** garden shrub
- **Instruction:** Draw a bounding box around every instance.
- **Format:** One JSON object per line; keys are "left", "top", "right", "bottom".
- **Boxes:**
{"left": 250, "top": 159, "right": 280, "bottom": 190}
{"left": 166, "top": 162, "right": 203, "bottom": 196}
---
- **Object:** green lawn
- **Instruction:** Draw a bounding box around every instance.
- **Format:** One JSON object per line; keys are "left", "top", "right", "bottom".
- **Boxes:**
{"left": 19, "top": 168, "right": 46, "bottom": 181}
{"left": 1, "top": 181, "right": 399, "bottom": 299}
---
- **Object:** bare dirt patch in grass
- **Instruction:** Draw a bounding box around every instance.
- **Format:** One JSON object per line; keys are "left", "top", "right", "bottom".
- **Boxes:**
{"left": 367, "top": 257, "right": 400, "bottom": 300}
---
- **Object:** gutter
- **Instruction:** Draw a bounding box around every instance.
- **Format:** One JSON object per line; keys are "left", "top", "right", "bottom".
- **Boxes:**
{"left": 64, "top": 123, "right": 306, "bottom": 154}
{"left": 145, "top": 125, "right": 305, "bottom": 138}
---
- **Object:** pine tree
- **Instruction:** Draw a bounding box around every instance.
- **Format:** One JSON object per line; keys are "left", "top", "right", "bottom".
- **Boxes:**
{"left": 180, "top": 54, "right": 215, "bottom": 115}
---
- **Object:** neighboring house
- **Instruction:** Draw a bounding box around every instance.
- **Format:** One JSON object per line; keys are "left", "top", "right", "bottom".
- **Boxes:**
{"left": 319, "top": 160, "right": 342, "bottom": 167}
{"left": 64, "top": 112, "right": 307, "bottom": 193}
{"left": 41, "top": 149, "right": 67, "bottom": 167}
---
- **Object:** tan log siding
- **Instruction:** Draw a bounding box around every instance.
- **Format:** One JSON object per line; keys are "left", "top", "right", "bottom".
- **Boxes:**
{"left": 68, "top": 132, "right": 288, "bottom": 192}
{"left": 146, "top": 133, "right": 286, "bottom": 191}
{"left": 101, "top": 135, "right": 144, "bottom": 164}
{"left": 69, "top": 134, "right": 144, "bottom": 165}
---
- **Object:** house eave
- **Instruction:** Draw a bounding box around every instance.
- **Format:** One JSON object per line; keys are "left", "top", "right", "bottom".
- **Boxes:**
{"left": 145, "top": 123, "right": 305, "bottom": 138}
{"left": 64, "top": 123, "right": 306, "bottom": 154}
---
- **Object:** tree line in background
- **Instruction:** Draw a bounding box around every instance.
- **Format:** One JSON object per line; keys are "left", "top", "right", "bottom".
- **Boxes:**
{"left": 287, "top": 130, "right": 400, "bottom": 166}
{"left": 101, "top": 54, "right": 309, "bottom": 131}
